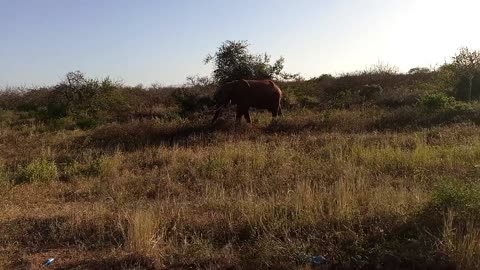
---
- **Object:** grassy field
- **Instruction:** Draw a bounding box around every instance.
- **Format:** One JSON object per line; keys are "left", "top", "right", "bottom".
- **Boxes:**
{"left": 2, "top": 72, "right": 480, "bottom": 269}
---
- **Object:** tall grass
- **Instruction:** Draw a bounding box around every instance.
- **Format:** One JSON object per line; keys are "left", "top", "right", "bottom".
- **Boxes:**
{"left": 16, "top": 158, "right": 58, "bottom": 183}
{"left": 3, "top": 71, "right": 480, "bottom": 268}
{"left": 442, "top": 210, "right": 480, "bottom": 269}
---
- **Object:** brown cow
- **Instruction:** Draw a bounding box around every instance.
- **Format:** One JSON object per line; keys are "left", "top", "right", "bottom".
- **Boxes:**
{"left": 212, "top": 80, "right": 283, "bottom": 123}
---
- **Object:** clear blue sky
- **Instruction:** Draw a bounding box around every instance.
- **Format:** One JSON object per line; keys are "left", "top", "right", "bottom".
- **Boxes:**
{"left": 1, "top": 0, "right": 479, "bottom": 87}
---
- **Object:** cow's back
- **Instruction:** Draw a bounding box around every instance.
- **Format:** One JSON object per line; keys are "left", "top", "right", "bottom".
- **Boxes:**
{"left": 243, "top": 80, "right": 282, "bottom": 109}
{"left": 245, "top": 80, "right": 282, "bottom": 96}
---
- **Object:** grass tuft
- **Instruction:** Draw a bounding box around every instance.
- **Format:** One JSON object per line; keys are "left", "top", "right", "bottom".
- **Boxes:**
{"left": 16, "top": 158, "right": 58, "bottom": 184}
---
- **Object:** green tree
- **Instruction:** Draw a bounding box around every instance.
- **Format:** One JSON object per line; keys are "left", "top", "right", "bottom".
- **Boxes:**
{"left": 452, "top": 47, "right": 480, "bottom": 101}
{"left": 205, "top": 40, "right": 298, "bottom": 84}
{"left": 408, "top": 67, "right": 431, "bottom": 74}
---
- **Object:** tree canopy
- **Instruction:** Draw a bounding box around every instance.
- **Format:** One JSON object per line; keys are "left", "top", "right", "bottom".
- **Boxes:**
{"left": 452, "top": 47, "right": 480, "bottom": 101}
{"left": 205, "top": 40, "right": 299, "bottom": 84}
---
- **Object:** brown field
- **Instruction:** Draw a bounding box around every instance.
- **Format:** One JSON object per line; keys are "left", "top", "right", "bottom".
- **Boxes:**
{"left": 2, "top": 72, "right": 480, "bottom": 269}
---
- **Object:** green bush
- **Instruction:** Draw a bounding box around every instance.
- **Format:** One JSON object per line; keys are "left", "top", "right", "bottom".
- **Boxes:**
{"left": 45, "top": 102, "right": 68, "bottom": 119}
{"left": 280, "top": 86, "right": 319, "bottom": 109}
{"left": 433, "top": 179, "right": 480, "bottom": 217}
{"left": 59, "top": 160, "right": 84, "bottom": 181}
{"left": 37, "top": 71, "right": 129, "bottom": 126}
{"left": 173, "top": 89, "right": 214, "bottom": 115}
{"left": 17, "top": 159, "right": 58, "bottom": 184}
{"left": 418, "top": 93, "right": 456, "bottom": 112}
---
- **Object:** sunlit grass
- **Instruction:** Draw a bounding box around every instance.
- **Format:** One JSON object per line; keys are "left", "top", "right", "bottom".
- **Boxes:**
{"left": 2, "top": 112, "right": 480, "bottom": 268}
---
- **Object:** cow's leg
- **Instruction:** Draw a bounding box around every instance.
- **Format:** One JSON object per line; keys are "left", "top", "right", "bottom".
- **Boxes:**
{"left": 271, "top": 107, "right": 279, "bottom": 117}
{"left": 212, "top": 99, "right": 231, "bottom": 124}
{"left": 212, "top": 107, "right": 223, "bottom": 123}
{"left": 244, "top": 110, "right": 251, "bottom": 123}
{"left": 236, "top": 106, "right": 243, "bottom": 123}
{"left": 271, "top": 102, "right": 282, "bottom": 118}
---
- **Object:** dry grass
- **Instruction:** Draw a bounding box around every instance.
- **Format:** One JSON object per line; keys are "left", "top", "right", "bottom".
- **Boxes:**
{"left": 1, "top": 108, "right": 480, "bottom": 269}
{"left": 441, "top": 209, "right": 480, "bottom": 270}
{"left": 125, "top": 207, "right": 160, "bottom": 254}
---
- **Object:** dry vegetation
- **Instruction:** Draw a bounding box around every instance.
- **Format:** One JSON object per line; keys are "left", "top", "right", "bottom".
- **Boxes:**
{"left": 2, "top": 69, "right": 480, "bottom": 269}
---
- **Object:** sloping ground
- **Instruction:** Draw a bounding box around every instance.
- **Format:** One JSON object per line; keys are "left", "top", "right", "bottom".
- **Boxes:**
{"left": 1, "top": 111, "right": 480, "bottom": 269}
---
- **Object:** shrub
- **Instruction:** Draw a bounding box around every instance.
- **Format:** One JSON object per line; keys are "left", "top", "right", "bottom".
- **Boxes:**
{"left": 359, "top": 84, "right": 383, "bottom": 100}
{"left": 278, "top": 85, "right": 300, "bottom": 109}
{"left": 17, "top": 159, "right": 58, "bottom": 184}
{"left": 374, "top": 87, "right": 419, "bottom": 108}
{"left": 76, "top": 117, "right": 98, "bottom": 130}
{"left": 42, "top": 71, "right": 129, "bottom": 125}
{"left": 433, "top": 179, "right": 480, "bottom": 217}
{"left": 415, "top": 93, "right": 476, "bottom": 125}
{"left": 59, "top": 160, "right": 83, "bottom": 182}
{"left": 297, "top": 95, "right": 319, "bottom": 107}
{"left": 45, "top": 102, "right": 68, "bottom": 119}
{"left": 327, "top": 89, "right": 363, "bottom": 109}
{"left": 173, "top": 88, "right": 215, "bottom": 115}
{"left": 433, "top": 178, "right": 480, "bottom": 269}
{"left": 14, "top": 88, "right": 52, "bottom": 112}
{"left": 280, "top": 86, "right": 320, "bottom": 109}
{"left": 53, "top": 71, "right": 105, "bottom": 112}
{"left": 49, "top": 117, "right": 76, "bottom": 131}
{"left": 418, "top": 93, "right": 456, "bottom": 112}
{"left": 312, "top": 74, "right": 335, "bottom": 81}
{"left": 454, "top": 73, "right": 480, "bottom": 101}
{"left": 376, "top": 100, "right": 477, "bottom": 130}
{"left": 408, "top": 67, "right": 431, "bottom": 74}
{"left": 0, "top": 110, "right": 18, "bottom": 127}
{"left": 451, "top": 47, "right": 480, "bottom": 101}
{"left": 374, "top": 106, "right": 420, "bottom": 129}
{"left": 90, "top": 154, "right": 123, "bottom": 178}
